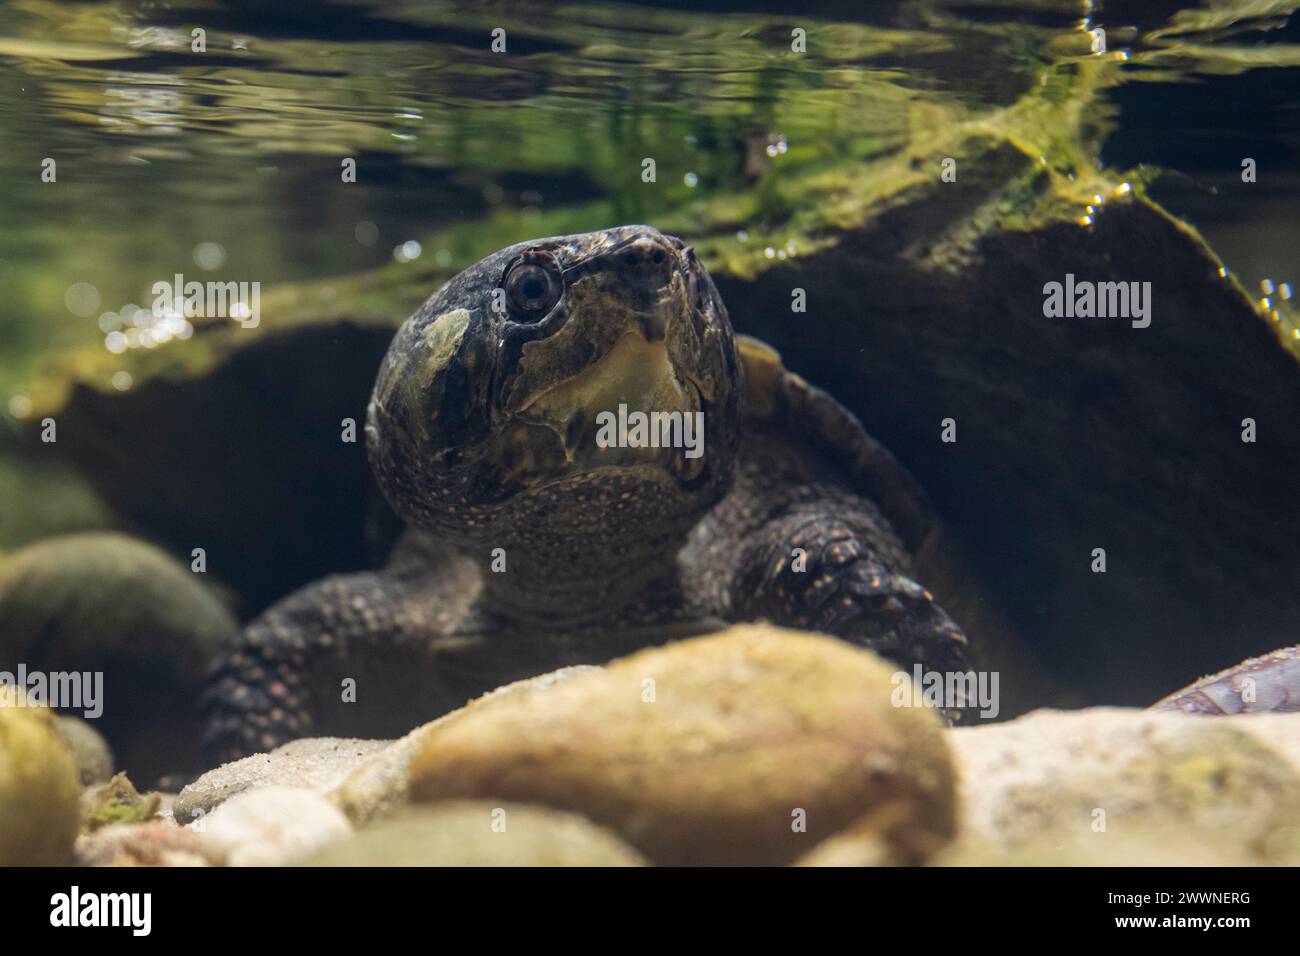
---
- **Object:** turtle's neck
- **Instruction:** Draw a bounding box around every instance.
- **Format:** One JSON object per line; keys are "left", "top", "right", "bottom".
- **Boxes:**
{"left": 473, "top": 524, "right": 693, "bottom": 628}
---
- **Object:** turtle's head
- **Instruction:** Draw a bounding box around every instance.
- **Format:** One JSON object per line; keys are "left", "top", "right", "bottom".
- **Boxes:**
{"left": 367, "top": 226, "right": 741, "bottom": 549}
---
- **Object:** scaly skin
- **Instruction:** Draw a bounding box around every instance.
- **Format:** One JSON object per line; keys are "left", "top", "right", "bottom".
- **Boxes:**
{"left": 202, "top": 225, "right": 969, "bottom": 765}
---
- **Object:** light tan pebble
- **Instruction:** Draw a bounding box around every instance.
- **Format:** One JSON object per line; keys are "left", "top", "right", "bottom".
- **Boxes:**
{"left": 175, "top": 736, "right": 392, "bottom": 823}
{"left": 301, "top": 801, "right": 645, "bottom": 867}
{"left": 406, "top": 624, "right": 955, "bottom": 865}
{"left": 197, "top": 785, "right": 352, "bottom": 866}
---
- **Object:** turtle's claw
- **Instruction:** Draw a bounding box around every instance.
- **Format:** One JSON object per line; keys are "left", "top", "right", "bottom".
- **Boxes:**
{"left": 733, "top": 515, "right": 971, "bottom": 680}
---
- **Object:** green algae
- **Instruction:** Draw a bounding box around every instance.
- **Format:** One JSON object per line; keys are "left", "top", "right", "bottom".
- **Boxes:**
{"left": 81, "top": 772, "right": 161, "bottom": 833}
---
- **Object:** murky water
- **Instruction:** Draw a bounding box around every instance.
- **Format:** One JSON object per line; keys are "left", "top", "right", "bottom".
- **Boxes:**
{"left": 1, "top": 0, "right": 1296, "bottom": 393}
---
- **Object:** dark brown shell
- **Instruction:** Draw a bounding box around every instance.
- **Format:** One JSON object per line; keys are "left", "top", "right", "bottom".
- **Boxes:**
{"left": 735, "top": 334, "right": 1069, "bottom": 715}
{"left": 736, "top": 334, "right": 936, "bottom": 554}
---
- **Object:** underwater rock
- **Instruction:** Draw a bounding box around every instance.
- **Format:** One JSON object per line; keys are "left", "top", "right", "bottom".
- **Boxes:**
{"left": 404, "top": 624, "right": 956, "bottom": 866}
{"left": 301, "top": 801, "right": 646, "bottom": 867}
{"left": 792, "top": 827, "right": 895, "bottom": 867}
{"left": 178, "top": 666, "right": 601, "bottom": 827}
{"left": 55, "top": 715, "right": 114, "bottom": 785}
{"left": 0, "top": 532, "right": 239, "bottom": 780}
{"left": 80, "top": 772, "right": 161, "bottom": 833}
{"left": 174, "top": 737, "right": 390, "bottom": 825}
{"left": 330, "top": 665, "right": 599, "bottom": 825}
{"left": 949, "top": 708, "right": 1300, "bottom": 864}
{"left": 1232, "top": 712, "right": 1300, "bottom": 770}
{"left": 76, "top": 822, "right": 208, "bottom": 868}
{"left": 0, "top": 687, "right": 82, "bottom": 865}
{"left": 197, "top": 785, "right": 352, "bottom": 866}
{"left": 43, "top": 322, "right": 402, "bottom": 613}
{"left": 793, "top": 796, "right": 954, "bottom": 867}
{"left": 711, "top": 147, "right": 1300, "bottom": 709}
{"left": 931, "top": 832, "right": 1267, "bottom": 868}
{"left": 0, "top": 436, "right": 115, "bottom": 553}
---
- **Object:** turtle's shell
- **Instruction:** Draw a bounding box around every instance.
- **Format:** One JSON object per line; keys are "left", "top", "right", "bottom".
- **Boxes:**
{"left": 736, "top": 334, "right": 934, "bottom": 555}
{"left": 734, "top": 333, "right": 1067, "bottom": 714}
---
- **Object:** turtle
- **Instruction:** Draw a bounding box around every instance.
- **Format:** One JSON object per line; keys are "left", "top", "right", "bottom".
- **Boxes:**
{"left": 199, "top": 224, "right": 974, "bottom": 764}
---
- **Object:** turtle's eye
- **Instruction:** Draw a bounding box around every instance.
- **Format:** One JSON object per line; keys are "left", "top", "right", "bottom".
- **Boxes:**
{"left": 503, "top": 260, "right": 561, "bottom": 319}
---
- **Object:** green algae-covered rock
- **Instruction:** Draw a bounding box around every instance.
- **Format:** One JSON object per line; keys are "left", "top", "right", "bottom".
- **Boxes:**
{"left": 0, "top": 687, "right": 82, "bottom": 865}
{"left": 54, "top": 714, "right": 114, "bottom": 785}
{"left": 302, "top": 801, "right": 646, "bottom": 867}
{"left": 46, "top": 323, "right": 401, "bottom": 612}
{"left": 406, "top": 624, "right": 956, "bottom": 866}
{"left": 0, "top": 533, "right": 239, "bottom": 779}
{"left": 80, "top": 773, "right": 161, "bottom": 833}
{"left": 0, "top": 437, "right": 114, "bottom": 553}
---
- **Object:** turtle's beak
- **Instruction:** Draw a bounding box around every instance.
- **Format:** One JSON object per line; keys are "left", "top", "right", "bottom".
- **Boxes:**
{"left": 612, "top": 234, "right": 676, "bottom": 340}
{"left": 503, "top": 232, "right": 703, "bottom": 480}
{"left": 558, "top": 231, "right": 680, "bottom": 342}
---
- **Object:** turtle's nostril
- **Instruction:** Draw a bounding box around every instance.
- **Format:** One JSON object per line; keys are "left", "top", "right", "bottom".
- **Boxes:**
{"left": 617, "top": 237, "right": 675, "bottom": 288}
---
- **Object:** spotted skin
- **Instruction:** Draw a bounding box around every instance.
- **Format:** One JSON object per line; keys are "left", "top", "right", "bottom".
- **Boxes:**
{"left": 200, "top": 536, "right": 478, "bottom": 761}
{"left": 202, "top": 225, "right": 969, "bottom": 765}
{"left": 686, "top": 334, "right": 966, "bottom": 674}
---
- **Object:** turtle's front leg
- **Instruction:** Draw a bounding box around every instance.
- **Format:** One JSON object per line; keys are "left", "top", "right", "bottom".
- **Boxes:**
{"left": 727, "top": 503, "right": 971, "bottom": 678}
{"left": 200, "top": 561, "right": 476, "bottom": 765}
